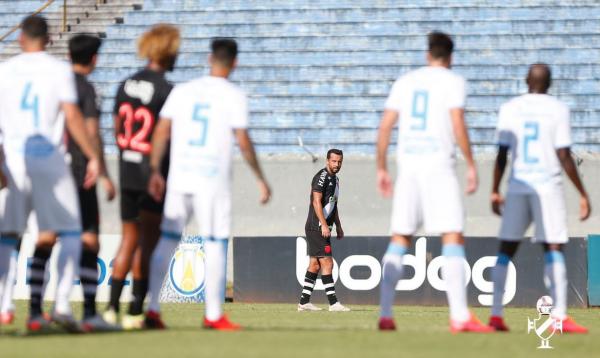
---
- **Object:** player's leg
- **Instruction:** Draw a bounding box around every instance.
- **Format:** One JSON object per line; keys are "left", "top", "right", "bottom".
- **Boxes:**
{"left": 27, "top": 233, "right": 55, "bottom": 331}
{"left": 488, "top": 192, "right": 529, "bottom": 331}
{"left": 146, "top": 191, "right": 189, "bottom": 329}
{"left": 0, "top": 235, "right": 18, "bottom": 320}
{"left": 128, "top": 206, "right": 162, "bottom": 318}
{"left": 534, "top": 187, "right": 586, "bottom": 333}
{"left": 297, "top": 255, "right": 321, "bottom": 311}
{"left": 0, "top": 237, "right": 20, "bottom": 324}
{"left": 379, "top": 171, "right": 419, "bottom": 330}
{"left": 320, "top": 255, "right": 349, "bottom": 312}
{"left": 199, "top": 189, "right": 240, "bottom": 330}
{"left": 106, "top": 189, "right": 140, "bottom": 320}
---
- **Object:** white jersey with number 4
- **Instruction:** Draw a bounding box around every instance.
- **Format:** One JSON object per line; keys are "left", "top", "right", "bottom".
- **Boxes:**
{"left": 496, "top": 93, "right": 571, "bottom": 193}
{"left": 385, "top": 66, "right": 466, "bottom": 170}
{"left": 0, "top": 52, "right": 76, "bottom": 168}
{"left": 159, "top": 76, "right": 248, "bottom": 194}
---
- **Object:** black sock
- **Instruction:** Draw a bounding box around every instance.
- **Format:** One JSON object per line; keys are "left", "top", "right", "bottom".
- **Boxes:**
{"left": 322, "top": 274, "right": 338, "bottom": 305}
{"left": 299, "top": 271, "right": 318, "bottom": 305}
{"left": 29, "top": 247, "right": 52, "bottom": 317}
{"left": 80, "top": 248, "right": 98, "bottom": 319}
{"left": 128, "top": 279, "right": 148, "bottom": 315}
{"left": 108, "top": 278, "right": 125, "bottom": 313}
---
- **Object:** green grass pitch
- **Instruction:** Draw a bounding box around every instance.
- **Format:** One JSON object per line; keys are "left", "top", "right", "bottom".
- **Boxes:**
{"left": 0, "top": 301, "right": 598, "bottom": 357}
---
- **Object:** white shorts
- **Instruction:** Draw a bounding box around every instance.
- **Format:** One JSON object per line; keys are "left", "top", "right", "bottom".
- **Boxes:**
{"left": 160, "top": 188, "right": 231, "bottom": 239}
{"left": 499, "top": 185, "right": 568, "bottom": 244}
{"left": 0, "top": 153, "right": 81, "bottom": 234}
{"left": 390, "top": 168, "right": 464, "bottom": 235}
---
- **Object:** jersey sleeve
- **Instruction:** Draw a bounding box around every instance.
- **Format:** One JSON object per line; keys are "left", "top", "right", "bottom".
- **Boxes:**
{"left": 311, "top": 171, "right": 326, "bottom": 193}
{"left": 446, "top": 76, "right": 466, "bottom": 109}
{"left": 80, "top": 83, "right": 100, "bottom": 119}
{"left": 158, "top": 86, "right": 179, "bottom": 120}
{"left": 554, "top": 104, "right": 572, "bottom": 149}
{"left": 113, "top": 83, "right": 125, "bottom": 115}
{"left": 230, "top": 90, "right": 249, "bottom": 129}
{"left": 384, "top": 79, "right": 402, "bottom": 112}
{"left": 59, "top": 66, "right": 77, "bottom": 104}
{"left": 496, "top": 104, "right": 512, "bottom": 146}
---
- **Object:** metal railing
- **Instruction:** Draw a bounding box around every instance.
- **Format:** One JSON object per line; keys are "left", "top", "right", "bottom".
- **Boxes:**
{"left": 0, "top": 0, "right": 107, "bottom": 42}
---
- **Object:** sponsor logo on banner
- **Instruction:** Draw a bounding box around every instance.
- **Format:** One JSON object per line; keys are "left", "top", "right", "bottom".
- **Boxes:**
{"left": 295, "top": 236, "right": 517, "bottom": 305}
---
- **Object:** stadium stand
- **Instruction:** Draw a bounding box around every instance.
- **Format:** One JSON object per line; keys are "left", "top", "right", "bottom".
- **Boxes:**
{"left": 1, "top": 0, "right": 599, "bottom": 154}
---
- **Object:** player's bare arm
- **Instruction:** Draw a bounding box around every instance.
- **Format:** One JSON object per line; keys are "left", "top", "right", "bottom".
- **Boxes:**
{"left": 491, "top": 145, "right": 509, "bottom": 216}
{"left": 234, "top": 128, "right": 271, "bottom": 204}
{"left": 557, "top": 147, "right": 591, "bottom": 220}
{"left": 450, "top": 108, "right": 478, "bottom": 194}
{"left": 334, "top": 209, "right": 344, "bottom": 240}
{"left": 62, "top": 102, "right": 99, "bottom": 189}
{"left": 85, "top": 116, "right": 116, "bottom": 201}
{"left": 311, "top": 191, "right": 331, "bottom": 238}
{"left": 376, "top": 109, "right": 399, "bottom": 198}
{"left": 147, "top": 117, "right": 171, "bottom": 202}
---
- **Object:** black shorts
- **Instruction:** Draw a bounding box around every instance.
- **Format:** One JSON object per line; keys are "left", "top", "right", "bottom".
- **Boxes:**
{"left": 120, "top": 189, "right": 164, "bottom": 221}
{"left": 305, "top": 229, "right": 332, "bottom": 257}
{"left": 78, "top": 186, "right": 99, "bottom": 234}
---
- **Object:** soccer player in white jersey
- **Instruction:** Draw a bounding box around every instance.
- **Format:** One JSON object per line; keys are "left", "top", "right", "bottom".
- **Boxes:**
{"left": 0, "top": 16, "right": 100, "bottom": 332}
{"left": 146, "top": 38, "right": 271, "bottom": 330}
{"left": 488, "top": 64, "right": 590, "bottom": 333}
{"left": 376, "top": 32, "right": 492, "bottom": 333}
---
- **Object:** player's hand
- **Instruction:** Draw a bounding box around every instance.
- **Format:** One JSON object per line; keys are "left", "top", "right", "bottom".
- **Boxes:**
{"left": 83, "top": 157, "right": 100, "bottom": 190}
{"left": 491, "top": 192, "right": 504, "bottom": 216}
{"left": 336, "top": 226, "right": 344, "bottom": 240}
{"left": 257, "top": 179, "right": 271, "bottom": 205}
{"left": 321, "top": 225, "right": 331, "bottom": 239}
{"left": 101, "top": 176, "right": 116, "bottom": 201}
{"left": 377, "top": 169, "right": 393, "bottom": 198}
{"left": 148, "top": 171, "right": 166, "bottom": 202}
{"left": 465, "top": 164, "right": 478, "bottom": 195}
{"left": 580, "top": 195, "right": 591, "bottom": 221}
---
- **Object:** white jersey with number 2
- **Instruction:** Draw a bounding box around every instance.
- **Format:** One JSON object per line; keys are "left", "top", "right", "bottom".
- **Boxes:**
{"left": 496, "top": 93, "right": 571, "bottom": 193}
{"left": 385, "top": 66, "right": 466, "bottom": 170}
{"left": 159, "top": 76, "right": 248, "bottom": 194}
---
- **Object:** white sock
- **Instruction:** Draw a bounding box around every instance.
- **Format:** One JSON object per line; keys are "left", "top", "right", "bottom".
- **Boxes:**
{"left": 544, "top": 251, "right": 567, "bottom": 320}
{"left": 491, "top": 253, "right": 510, "bottom": 317}
{"left": 54, "top": 235, "right": 81, "bottom": 315}
{"left": 148, "top": 236, "right": 179, "bottom": 312}
{"left": 379, "top": 243, "right": 407, "bottom": 318}
{"left": 204, "top": 239, "right": 228, "bottom": 321}
{"left": 442, "top": 244, "right": 470, "bottom": 322}
{"left": 0, "top": 240, "right": 16, "bottom": 304}
{"left": 1, "top": 248, "right": 18, "bottom": 313}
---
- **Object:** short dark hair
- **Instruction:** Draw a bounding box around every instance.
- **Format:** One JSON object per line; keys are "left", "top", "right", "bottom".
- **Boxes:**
{"left": 327, "top": 148, "right": 343, "bottom": 159}
{"left": 211, "top": 38, "right": 238, "bottom": 68}
{"left": 428, "top": 31, "right": 454, "bottom": 60}
{"left": 21, "top": 15, "right": 48, "bottom": 40}
{"left": 69, "top": 34, "right": 102, "bottom": 65}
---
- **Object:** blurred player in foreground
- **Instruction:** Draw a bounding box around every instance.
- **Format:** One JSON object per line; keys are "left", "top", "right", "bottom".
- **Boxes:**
{"left": 488, "top": 64, "right": 590, "bottom": 333}
{"left": 0, "top": 15, "right": 99, "bottom": 332}
{"left": 376, "top": 32, "right": 491, "bottom": 332}
{"left": 104, "top": 24, "right": 179, "bottom": 330}
{"left": 298, "top": 149, "right": 349, "bottom": 312}
{"left": 146, "top": 38, "right": 271, "bottom": 330}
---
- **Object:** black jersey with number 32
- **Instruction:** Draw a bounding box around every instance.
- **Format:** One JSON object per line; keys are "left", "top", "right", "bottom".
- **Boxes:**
{"left": 114, "top": 69, "right": 172, "bottom": 191}
{"left": 305, "top": 168, "right": 340, "bottom": 231}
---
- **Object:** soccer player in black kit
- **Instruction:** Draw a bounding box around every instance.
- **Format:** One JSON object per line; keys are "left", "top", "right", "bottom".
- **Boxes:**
{"left": 298, "top": 149, "right": 350, "bottom": 312}
{"left": 104, "top": 24, "right": 180, "bottom": 330}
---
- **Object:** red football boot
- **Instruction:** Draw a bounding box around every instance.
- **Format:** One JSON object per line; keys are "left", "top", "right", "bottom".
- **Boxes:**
{"left": 488, "top": 316, "right": 510, "bottom": 332}
{"left": 0, "top": 311, "right": 15, "bottom": 325}
{"left": 203, "top": 315, "right": 241, "bottom": 331}
{"left": 554, "top": 316, "right": 588, "bottom": 334}
{"left": 450, "top": 313, "right": 494, "bottom": 333}
{"left": 378, "top": 317, "right": 396, "bottom": 331}
{"left": 145, "top": 310, "right": 167, "bottom": 330}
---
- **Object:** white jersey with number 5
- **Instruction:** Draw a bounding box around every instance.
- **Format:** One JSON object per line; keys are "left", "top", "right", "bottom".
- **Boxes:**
{"left": 0, "top": 52, "right": 76, "bottom": 168}
{"left": 496, "top": 94, "right": 571, "bottom": 193}
{"left": 385, "top": 66, "right": 466, "bottom": 170}
{"left": 159, "top": 76, "right": 248, "bottom": 194}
